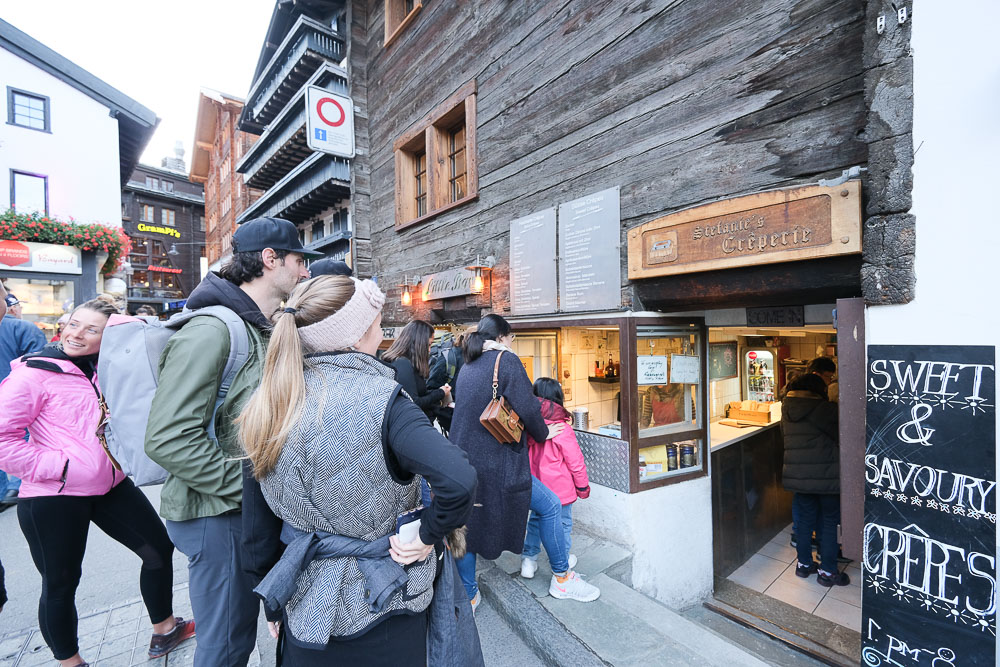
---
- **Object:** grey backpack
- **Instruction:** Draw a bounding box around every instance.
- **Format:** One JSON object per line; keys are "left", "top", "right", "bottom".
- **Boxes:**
{"left": 97, "top": 306, "right": 251, "bottom": 486}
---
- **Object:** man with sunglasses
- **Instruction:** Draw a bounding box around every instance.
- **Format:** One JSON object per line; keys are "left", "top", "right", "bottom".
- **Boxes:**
{"left": 144, "top": 218, "right": 318, "bottom": 667}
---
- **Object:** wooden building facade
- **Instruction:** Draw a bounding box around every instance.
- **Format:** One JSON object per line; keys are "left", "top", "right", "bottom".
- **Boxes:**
{"left": 190, "top": 89, "right": 263, "bottom": 270}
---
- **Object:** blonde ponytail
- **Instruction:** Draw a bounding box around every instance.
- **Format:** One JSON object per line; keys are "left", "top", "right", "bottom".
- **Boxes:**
{"left": 238, "top": 275, "right": 356, "bottom": 478}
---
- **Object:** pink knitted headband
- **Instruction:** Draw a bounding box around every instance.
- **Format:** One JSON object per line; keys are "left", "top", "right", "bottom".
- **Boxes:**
{"left": 298, "top": 278, "right": 386, "bottom": 352}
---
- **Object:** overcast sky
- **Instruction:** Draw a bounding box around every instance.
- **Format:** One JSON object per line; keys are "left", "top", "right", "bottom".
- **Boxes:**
{"left": 3, "top": 1, "right": 275, "bottom": 170}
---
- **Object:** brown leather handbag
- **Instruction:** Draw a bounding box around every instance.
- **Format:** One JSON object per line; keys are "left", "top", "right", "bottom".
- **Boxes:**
{"left": 479, "top": 350, "right": 524, "bottom": 444}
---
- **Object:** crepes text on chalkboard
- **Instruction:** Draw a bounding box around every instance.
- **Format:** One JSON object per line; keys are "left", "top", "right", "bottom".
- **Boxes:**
{"left": 863, "top": 345, "right": 996, "bottom": 666}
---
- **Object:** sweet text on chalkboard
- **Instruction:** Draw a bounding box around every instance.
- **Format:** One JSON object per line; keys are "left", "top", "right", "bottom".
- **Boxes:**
{"left": 863, "top": 345, "right": 996, "bottom": 665}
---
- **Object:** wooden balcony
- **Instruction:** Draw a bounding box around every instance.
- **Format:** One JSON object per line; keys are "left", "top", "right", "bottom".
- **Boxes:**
{"left": 236, "top": 152, "right": 349, "bottom": 225}
{"left": 242, "top": 15, "right": 345, "bottom": 133}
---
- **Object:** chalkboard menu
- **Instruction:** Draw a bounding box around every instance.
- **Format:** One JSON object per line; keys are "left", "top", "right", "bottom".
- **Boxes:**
{"left": 863, "top": 345, "right": 996, "bottom": 665}
{"left": 510, "top": 208, "right": 557, "bottom": 315}
{"left": 558, "top": 187, "right": 621, "bottom": 312}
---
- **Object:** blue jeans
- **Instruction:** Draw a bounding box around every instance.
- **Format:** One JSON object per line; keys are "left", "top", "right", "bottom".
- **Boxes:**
{"left": 456, "top": 475, "right": 571, "bottom": 600}
{"left": 523, "top": 502, "right": 573, "bottom": 562}
{"left": 0, "top": 470, "right": 20, "bottom": 499}
{"left": 794, "top": 493, "right": 840, "bottom": 573}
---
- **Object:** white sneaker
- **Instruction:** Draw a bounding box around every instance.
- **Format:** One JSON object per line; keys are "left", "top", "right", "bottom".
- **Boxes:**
{"left": 521, "top": 558, "right": 538, "bottom": 579}
{"left": 470, "top": 590, "right": 481, "bottom": 615}
{"left": 568, "top": 553, "right": 577, "bottom": 570}
{"left": 549, "top": 571, "right": 601, "bottom": 602}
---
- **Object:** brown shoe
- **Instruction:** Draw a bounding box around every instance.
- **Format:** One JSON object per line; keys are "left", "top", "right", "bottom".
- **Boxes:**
{"left": 148, "top": 616, "right": 196, "bottom": 658}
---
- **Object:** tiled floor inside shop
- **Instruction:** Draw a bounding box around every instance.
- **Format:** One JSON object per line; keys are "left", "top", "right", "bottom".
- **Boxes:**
{"left": 726, "top": 523, "right": 862, "bottom": 631}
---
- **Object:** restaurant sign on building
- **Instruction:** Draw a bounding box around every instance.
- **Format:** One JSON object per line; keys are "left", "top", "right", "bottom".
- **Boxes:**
{"left": 0, "top": 239, "right": 82, "bottom": 274}
{"left": 421, "top": 266, "right": 477, "bottom": 301}
{"left": 628, "top": 181, "right": 862, "bottom": 279}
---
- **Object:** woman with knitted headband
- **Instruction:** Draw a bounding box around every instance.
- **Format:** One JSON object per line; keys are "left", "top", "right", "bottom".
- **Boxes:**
{"left": 239, "top": 275, "right": 479, "bottom": 665}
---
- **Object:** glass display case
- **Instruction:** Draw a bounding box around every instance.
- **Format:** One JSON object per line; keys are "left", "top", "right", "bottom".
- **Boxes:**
{"left": 510, "top": 316, "right": 708, "bottom": 492}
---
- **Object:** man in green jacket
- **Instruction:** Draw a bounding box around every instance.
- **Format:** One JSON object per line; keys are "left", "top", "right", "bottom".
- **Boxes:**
{"left": 145, "top": 218, "right": 315, "bottom": 667}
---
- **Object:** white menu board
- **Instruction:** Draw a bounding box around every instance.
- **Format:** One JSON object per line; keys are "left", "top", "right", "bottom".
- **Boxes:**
{"left": 510, "top": 208, "right": 557, "bottom": 315}
{"left": 637, "top": 356, "right": 668, "bottom": 385}
{"left": 558, "top": 186, "right": 622, "bottom": 312}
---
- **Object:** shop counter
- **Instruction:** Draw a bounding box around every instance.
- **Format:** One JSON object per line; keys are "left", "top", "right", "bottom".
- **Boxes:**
{"left": 710, "top": 405, "right": 794, "bottom": 578}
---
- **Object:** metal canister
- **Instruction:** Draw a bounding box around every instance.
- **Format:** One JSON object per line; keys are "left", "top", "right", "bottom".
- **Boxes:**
{"left": 666, "top": 445, "right": 679, "bottom": 471}
{"left": 680, "top": 444, "right": 696, "bottom": 468}
{"left": 571, "top": 407, "right": 589, "bottom": 431}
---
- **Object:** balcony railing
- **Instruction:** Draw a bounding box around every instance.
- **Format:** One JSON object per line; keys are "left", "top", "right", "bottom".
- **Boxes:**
{"left": 243, "top": 15, "right": 345, "bottom": 132}
{"left": 238, "top": 63, "right": 349, "bottom": 190}
{"left": 236, "top": 152, "right": 350, "bottom": 225}
{"left": 128, "top": 287, "right": 184, "bottom": 300}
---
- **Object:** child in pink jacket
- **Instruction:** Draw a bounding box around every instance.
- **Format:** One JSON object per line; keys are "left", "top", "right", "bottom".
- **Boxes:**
{"left": 521, "top": 377, "right": 591, "bottom": 579}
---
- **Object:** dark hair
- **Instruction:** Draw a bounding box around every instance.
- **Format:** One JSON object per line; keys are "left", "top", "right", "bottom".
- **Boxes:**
{"left": 807, "top": 356, "right": 837, "bottom": 375}
{"left": 463, "top": 314, "right": 512, "bottom": 363}
{"left": 136, "top": 305, "right": 157, "bottom": 316}
{"left": 382, "top": 320, "right": 435, "bottom": 378}
{"left": 219, "top": 249, "right": 290, "bottom": 285}
{"left": 533, "top": 377, "right": 564, "bottom": 406}
{"left": 786, "top": 371, "right": 829, "bottom": 398}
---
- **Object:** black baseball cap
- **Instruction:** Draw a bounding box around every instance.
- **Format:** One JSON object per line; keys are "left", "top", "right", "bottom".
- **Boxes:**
{"left": 309, "top": 258, "right": 353, "bottom": 278}
{"left": 4, "top": 294, "right": 21, "bottom": 308}
{"left": 232, "top": 217, "right": 323, "bottom": 257}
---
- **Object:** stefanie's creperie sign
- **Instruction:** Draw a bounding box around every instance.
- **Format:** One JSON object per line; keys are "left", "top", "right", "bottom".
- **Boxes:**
{"left": 627, "top": 181, "right": 861, "bottom": 278}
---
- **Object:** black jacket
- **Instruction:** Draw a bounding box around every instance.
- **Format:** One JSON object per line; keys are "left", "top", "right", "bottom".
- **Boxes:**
{"left": 186, "top": 272, "right": 271, "bottom": 330}
{"left": 389, "top": 356, "right": 445, "bottom": 420}
{"left": 780, "top": 390, "right": 839, "bottom": 494}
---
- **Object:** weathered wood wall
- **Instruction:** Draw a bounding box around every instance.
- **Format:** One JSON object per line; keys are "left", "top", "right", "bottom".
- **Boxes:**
{"left": 357, "top": 0, "right": 867, "bottom": 323}
{"left": 347, "top": 1, "right": 373, "bottom": 278}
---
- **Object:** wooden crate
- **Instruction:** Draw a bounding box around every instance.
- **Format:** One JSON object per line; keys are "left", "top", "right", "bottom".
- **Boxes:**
{"left": 728, "top": 404, "right": 773, "bottom": 424}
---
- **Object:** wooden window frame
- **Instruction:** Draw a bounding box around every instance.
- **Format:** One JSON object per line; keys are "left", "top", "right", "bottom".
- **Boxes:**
{"left": 140, "top": 204, "right": 155, "bottom": 222}
{"left": 394, "top": 80, "right": 478, "bottom": 231}
{"left": 161, "top": 208, "right": 176, "bottom": 227}
{"left": 384, "top": 0, "right": 422, "bottom": 47}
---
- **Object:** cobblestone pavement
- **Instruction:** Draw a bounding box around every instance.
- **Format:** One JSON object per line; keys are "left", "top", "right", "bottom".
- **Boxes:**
{"left": 0, "top": 583, "right": 260, "bottom": 667}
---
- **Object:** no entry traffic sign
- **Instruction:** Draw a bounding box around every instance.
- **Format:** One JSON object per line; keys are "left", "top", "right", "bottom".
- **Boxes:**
{"left": 306, "top": 86, "right": 355, "bottom": 158}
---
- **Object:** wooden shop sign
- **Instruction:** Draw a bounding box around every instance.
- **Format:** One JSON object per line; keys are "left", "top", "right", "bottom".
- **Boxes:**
{"left": 627, "top": 181, "right": 861, "bottom": 279}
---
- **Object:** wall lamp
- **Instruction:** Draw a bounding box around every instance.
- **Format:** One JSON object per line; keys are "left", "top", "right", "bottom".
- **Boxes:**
{"left": 465, "top": 254, "right": 495, "bottom": 294}
{"left": 400, "top": 276, "right": 413, "bottom": 307}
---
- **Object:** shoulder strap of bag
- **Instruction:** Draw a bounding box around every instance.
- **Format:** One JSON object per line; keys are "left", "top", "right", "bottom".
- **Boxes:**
{"left": 173, "top": 305, "right": 252, "bottom": 445}
{"left": 491, "top": 350, "right": 504, "bottom": 400}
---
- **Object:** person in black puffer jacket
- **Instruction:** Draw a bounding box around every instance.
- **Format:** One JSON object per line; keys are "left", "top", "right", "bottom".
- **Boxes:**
{"left": 781, "top": 372, "right": 848, "bottom": 587}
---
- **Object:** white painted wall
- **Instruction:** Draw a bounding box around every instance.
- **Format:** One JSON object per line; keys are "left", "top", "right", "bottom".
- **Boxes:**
{"left": 866, "top": 4, "right": 999, "bottom": 656}
{"left": 574, "top": 477, "right": 714, "bottom": 609}
{"left": 0, "top": 47, "right": 123, "bottom": 227}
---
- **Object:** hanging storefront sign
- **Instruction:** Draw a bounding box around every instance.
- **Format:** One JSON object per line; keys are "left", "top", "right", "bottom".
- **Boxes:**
{"left": 147, "top": 265, "right": 182, "bottom": 274}
{"left": 136, "top": 223, "right": 181, "bottom": 238}
{"left": 510, "top": 208, "right": 557, "bottom": 315}
{"left": 627, "top": 181, "right": 862, "bottom": 279}
{"left": 0, "top": 239, "right": 82, "bottom": 274}
{"left": 421, "top": 266, "right": 477, "bottom": 301}
{"left": 863, "top": 345, "right": 996, "bottom": 665}
{"left": 306, "top": 86, "right": 355, "bottom": 158}
{"left": 558, "top": 186, "right": 622, "bottom": 312}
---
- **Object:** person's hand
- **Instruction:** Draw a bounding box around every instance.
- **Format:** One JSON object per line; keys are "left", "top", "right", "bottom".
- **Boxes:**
{"left": 441, "top": 384, "right": 452, "bottom": 403}
{"left": 267, "top": 621, "right": 281, "bottom": 639}
{"left": 389, "top": 533, "right": 433, "bottom": 565}
{"left": 576, "top": 485, "right": 591, "bottom": 499}
{"left": 547, "top": 422, "right": 566, "bottom": 440}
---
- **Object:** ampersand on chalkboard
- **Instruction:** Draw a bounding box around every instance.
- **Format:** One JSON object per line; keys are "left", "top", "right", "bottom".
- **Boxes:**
{"left": 896, "top": 403, "right": 936, "bottom": 446}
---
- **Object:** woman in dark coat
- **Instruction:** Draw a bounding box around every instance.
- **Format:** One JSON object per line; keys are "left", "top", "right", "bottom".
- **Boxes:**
{"left": 781, "top": 372, "right": 848, "bottom": 587}
{"left": 450, "top": 314, "right": 600, "bottom": 607}
{"left": 383, "top": 320, "right": 451, "bottom": 422}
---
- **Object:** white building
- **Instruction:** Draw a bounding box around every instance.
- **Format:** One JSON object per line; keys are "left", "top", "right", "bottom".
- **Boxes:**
{"left": 0, "top": 18, "right": 156, "bottom": 333}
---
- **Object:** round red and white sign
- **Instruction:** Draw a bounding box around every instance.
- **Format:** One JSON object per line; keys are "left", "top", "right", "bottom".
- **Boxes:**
{"left": 748, "top": 351, "right": 758, "bottom": 360}
{"left": 316, "top": 98, "right": 346, "bottom": 127}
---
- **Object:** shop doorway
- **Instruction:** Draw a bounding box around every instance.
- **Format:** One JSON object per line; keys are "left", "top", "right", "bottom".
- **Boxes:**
{"left": 708, "top": 301, "right": 865, "bottom": 659}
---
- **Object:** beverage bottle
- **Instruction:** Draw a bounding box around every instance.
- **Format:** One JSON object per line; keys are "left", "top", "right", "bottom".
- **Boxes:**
{"left": 608, "top": 353, "right": 615, "bottom": 378}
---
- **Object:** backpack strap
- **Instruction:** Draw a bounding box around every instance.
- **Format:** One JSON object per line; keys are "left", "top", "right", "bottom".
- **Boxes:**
{"left": 170, "top": 305, "right": 252, "bottom": 446}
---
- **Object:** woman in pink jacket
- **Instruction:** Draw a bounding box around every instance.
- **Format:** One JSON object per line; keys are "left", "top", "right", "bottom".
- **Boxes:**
{"left": 520, "top": 377, "right": 591, "bottom": 580}
{"left": 0, "top": 298, "right": 193, "bottom": 667}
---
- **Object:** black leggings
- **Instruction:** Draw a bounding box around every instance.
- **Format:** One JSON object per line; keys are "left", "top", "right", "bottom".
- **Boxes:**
{"left": 17, "top": 478, "right": 174, "bottom": 660}
{"left": 280, "top": 611, "right": 428, "bottom": 666}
